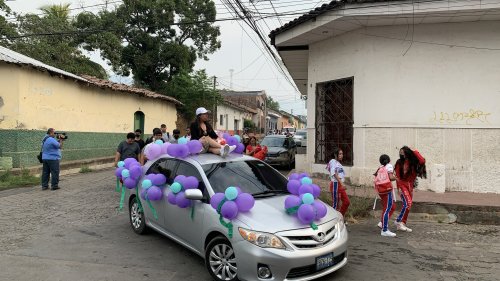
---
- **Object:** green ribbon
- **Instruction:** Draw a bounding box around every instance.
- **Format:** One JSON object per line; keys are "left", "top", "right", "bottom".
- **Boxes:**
{"left": 310, "top": 222, "right": 318, "bottom": 230}
{"left": 217, "top": 198, "right": 233, "bottom": 238}
{"left": 286, "top": 203, "right": 319, "bottom": 230}
{"left": 190, "top": 204, "right": 195, "bottom": 221}
{"left": 116, "top": 178, "right": 121, "bottom": 192}
{"left": 119, "top": 184, "right": 126, "bottom": 211}
{"left": 135, "top": 185, "right": 143, "bottom": 212}
{"left": 146, "top": 196, "right": 158, "bottom": 220}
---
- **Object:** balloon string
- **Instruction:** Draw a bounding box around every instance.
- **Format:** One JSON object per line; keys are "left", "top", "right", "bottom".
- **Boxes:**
{"left": 135, "top": 185, "right": 143, "bottom": 212}
{"left": 119, "top": 184, "right": 125, "bottom": 211}
{"left": 310, "top": 222, "right": 318, "bottom": 230}
{"left": 146, "top": 196, "right": 158, "bottom": 220}
{"left": 216, "top": 198, "right": 233, "bottom": 238}
{"left": 286, "top": 205, "right": 300, "bottom": 214}
{"left": 116, "top": 178, "right": 121, "bottom": 192}
{"left": 190, "top": 204, "right": 195, "bottom": 220}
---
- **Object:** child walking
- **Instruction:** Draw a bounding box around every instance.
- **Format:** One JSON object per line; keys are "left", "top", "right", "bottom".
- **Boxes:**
{"left": 327, "top": 148, "right": 350, "bottom": 217}
{"left": 374, "top": 154, "right": 397, "bottom": 237}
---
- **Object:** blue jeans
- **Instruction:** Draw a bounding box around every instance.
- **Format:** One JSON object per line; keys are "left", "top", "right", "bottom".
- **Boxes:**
{"left": 41, "top": 159, "right": 60, "bottom": 189}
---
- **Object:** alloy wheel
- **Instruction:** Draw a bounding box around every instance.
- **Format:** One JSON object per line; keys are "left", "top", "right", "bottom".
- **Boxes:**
{"left": 209, "top": 243, "right": 237, "bottom": 280}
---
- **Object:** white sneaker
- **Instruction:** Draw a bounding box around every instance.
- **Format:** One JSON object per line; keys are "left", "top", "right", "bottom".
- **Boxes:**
{"left": 381, "top": 230, "right": 397, "bottom": 237}
{"left": 220, "top": 144, "right": 230, "bottom": 158}
{"left": 395, "top": 221, "right": 413, "bottom": 232}
{"left": 377, "top": 222, "right": 382, "bottom": 229}
{"left": 228, "top": 145, "right": 236, "bottom": 153}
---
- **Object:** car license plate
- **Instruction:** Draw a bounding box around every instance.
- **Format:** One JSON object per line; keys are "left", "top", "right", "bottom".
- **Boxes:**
{"left": 316, "top": 253, "right": 334, "bottom": 271}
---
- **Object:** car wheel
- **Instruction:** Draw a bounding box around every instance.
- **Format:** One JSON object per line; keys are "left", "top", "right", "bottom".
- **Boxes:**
{"left": 129, "top": 196, "right": 147, "bottom": 235}
{"left": 205, "top": 236, "right": 239, "bottom": 281}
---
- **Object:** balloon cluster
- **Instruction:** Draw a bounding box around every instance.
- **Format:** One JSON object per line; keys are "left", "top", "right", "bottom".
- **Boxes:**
{"left": 140, "top": 173, "right": 168, "bottom": 201}
{"left": 210, "top": 186, "right": 255, "bottom": 219}
{"left": 221, "top": 133, "right": 245, "bottom": 154}
{"left": 284, "top": 172, "right": 327, "bottom": 228}
{"left": 166, "top": 175, "right": 200, "bottom": 208}
{"left": 115, "top": 158, "right": 142, "bottom": 189}
{"left": 143, "top": 139, "right": 203, "bottom": 160}
{"left": 210, "top": 186, "right": 255, "bottom": 238}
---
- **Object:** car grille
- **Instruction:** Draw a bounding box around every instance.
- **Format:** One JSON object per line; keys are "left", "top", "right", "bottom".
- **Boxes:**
{"left": 286, "top": 252, "right": 346, "bottom": 279}
{"left": 266, "top": 153, "right": 279, "bottom": 157}
{"left": 283, "top": 224, "right": 336, "bottom": 249}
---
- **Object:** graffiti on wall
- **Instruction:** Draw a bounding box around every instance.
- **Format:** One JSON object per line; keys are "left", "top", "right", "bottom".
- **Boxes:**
{"left": 430, "top": 109, "right": 492, "bottom": 125}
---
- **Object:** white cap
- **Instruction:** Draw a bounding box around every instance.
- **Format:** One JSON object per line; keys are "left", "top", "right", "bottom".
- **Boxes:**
{"left": 196, "top": 107, "right": 209, "bottom": 115}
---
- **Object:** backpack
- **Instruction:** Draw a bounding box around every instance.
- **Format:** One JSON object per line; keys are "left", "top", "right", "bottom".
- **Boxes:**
{"left": 374, "top": 166, "right": 393, "bottom": 194}
{"left": 37, "top": 136, "right": 49, "bottom": 163}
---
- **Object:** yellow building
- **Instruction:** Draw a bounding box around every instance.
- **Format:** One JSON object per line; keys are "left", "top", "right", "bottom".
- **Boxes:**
{"left": 0, "top": 46, "right": 181, "bottom": 168}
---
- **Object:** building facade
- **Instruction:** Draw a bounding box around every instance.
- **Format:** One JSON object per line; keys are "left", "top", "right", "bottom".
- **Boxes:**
{"left": 271, "top": 0, "right": 500, "bottom": 193}
{"left": 220, "top": 90, "right": 267, "bottom": 134}
{"left": 216, "top": 99, "right": 255, "bottom": 135}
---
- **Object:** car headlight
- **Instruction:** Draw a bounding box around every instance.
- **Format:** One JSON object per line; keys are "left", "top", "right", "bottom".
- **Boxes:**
{"left": 336, "top": 215, "right": 345, "bottom": 233}
{"left": 239, "top": 228, "right": 286, "bottom": 249}
{"left": 279, "top": 152, "right": 288, "bottom": 158}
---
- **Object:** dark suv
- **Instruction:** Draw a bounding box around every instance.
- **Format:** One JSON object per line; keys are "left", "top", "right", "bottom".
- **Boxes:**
{"left": 261, "top": 135, "right": 297, "bottom": 169}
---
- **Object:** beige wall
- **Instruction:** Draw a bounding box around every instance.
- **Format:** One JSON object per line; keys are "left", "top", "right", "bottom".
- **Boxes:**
{"left": 216, "top": 103, "right": 250, "bottom": 133}
{"left": 0, "top": 64, "right": 177, "bottom": 133}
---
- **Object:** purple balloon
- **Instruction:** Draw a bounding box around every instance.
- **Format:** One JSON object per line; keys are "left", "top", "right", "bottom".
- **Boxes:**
{"left": 299, "top": 184, "right": 314, "bottom": 195}
{"left": 176, "top": 192, "right": 191, "bottom": 208}
{"left": 187, "top": 140, "right": 203, "bottom": 154}
{"left": 235, "top": 186, "right": 242, "bottom": 195}
{"left": 124, "top": 158, "right": 137, "bottom": 169}
{"left": 223, "top": 133, "right": 231, "bottom": 140}
{"left": 167, "top": 144, "right": 180, "bottom": 157}
{"left": 312, "top": 184, "right": 321, "bottom": 198}
{"left": 233, "top": 143, "right": 245, "bottom": 154}
{"left": 161, "top": 142, "right": 170, "bottom": 154}
{"left": 129, "top": 165, "right": 142, "bottom": 180}
{"left": 167, "top": 191, "right": 177, "bottom": 205}
{"left": 124, "top": 177, "right": 137, "bottom": 189}
{"left": 210, "top": 193, "right": 226, "bottom": 210}
{"left": 177, "top": 144, "right": 190, "bottom": 158}
{"left": 284, "top": 195, "right": 302, "bottom": 209}
{"left": 221, "top": 201, "right": 239, "bottom": 219}
{"left": 313, "top": 200, "right": 327, "bottom": 220}
{"left": 235, "top": 193, "right": 255, "bottom": 212}
{"left": 147, "top": 144, "right": 162, "bottom": 160}
{"left": 288, "top": 173, "right": 300, "bottom": 181}
{"left": 287, "top": 180, "right": 301, "bottom": 195}
{"left": 227, "top": 136, "right": 238, "bottom": 146}
{"left": 184, "top": 176, "right": 199, "bottom": 189}
{"left": 115, "top": 167, "right": 124, "bottom": 178}
{"left": 147, "top": 186, "right": 163, "bottom": 201}
{"left": 298, "top": 204, "right": 315, "bottom": 224}
{"left": 174, "top": 175, "right": 187, "bottom": 187}
{"left": 152, "top": 174, "right": 167, "bottom": 186}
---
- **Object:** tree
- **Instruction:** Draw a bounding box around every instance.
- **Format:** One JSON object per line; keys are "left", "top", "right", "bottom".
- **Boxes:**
{"left": 75, "top": 0, "right": 221, "bottom": 92}
{"left": 267, "top": 96, "right": 280, "bottom": 111}
{"left": 0, "top": 0, "right": 18, "bottom": 45}
{"left": 8, "top": 4, "right": 107, "bottom": 78}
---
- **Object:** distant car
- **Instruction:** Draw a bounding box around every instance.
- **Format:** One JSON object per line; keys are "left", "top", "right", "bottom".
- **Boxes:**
{"left": 293, "top": 130, "right": 307, "bottom": 147}
{"left": 260, "top": 135, "right": 297, "bottom": 169}
{"left": 127, "top": 153, "right": 348, "bottom": 281}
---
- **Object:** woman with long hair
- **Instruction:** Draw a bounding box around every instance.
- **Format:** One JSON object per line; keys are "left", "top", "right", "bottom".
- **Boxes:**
{"left": 394, "top": 146, "right": 426, "bottom": 232}
{"left": 327, "top": 148, "right": 350, "bottom": 217}
{"left": 189, "top": 107, "right": 235, "bottom": 158}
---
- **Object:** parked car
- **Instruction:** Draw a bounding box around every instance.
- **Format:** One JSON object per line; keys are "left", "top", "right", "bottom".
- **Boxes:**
{"left": 294, "top": 129, "right": 307, "bottom": 147}
{"left": 127, "top": 153, "right": 348, "bottom": 281}
{"left": 260, "top": 135, "right": 296, "bottom": 169}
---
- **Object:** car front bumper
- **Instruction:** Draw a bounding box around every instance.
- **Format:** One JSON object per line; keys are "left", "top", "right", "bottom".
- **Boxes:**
{"left": 264, "top": 156, "right": 289, "bottom": 166}
{"left": 233, "top": 224, "right": 348, "bottom": 281}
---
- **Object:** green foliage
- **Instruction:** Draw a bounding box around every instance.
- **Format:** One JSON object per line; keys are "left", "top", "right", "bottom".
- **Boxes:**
{"left": 243, "top": 119, "right": 256, "bottom": 129}
{"left": 79, "top": 165, "right": 93, "bottom": 173}
{"left": 0, "top": 169, "right": 40, "bottom": 190}
{"left": 267, "top": 96, "right": 280, "bottom": 111}
{"left": 166, "top": 70, "right": 221, "bottom": 121}
{"left": 7, "top": 4, "right": 107, "bottom": 78}
{"left": 75, "top": 0, "right": 221, "bottom": 91}
{"left": 0, "top": 0, "right": 18, "bottom": 45}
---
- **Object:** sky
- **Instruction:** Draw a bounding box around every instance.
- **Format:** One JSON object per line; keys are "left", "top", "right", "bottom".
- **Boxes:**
{"left": 5, "top": 0, "right": 331, "bottom": 116}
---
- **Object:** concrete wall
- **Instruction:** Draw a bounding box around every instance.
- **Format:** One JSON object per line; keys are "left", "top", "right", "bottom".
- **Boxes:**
{"left": 216, "top": 103, "right": 249, "bottom": 134}
{"left": 305, "top": 21, "right": 500, "bottom": 193}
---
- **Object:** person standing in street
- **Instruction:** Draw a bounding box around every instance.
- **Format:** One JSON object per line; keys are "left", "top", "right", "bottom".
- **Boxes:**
{"left": 327, "top": 148, "right": 350, "bottom": 218}
{"left": 169, "top": 129, "right": 181, "bottom": 144}
{"left": 114, "top": 132, "right": 141, "bottom": 167}
{"left": 41, "top": 128, "right": 64, "bottom": 191}
{"left": 161, "top": 124, "right": 170, "bottom": 143}
{"left": 134, "top": 129, "right": 145, "bottom": 150}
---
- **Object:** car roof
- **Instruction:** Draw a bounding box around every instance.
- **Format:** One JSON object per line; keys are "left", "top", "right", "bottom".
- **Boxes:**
{"left": 149, "top": 153, "right": 256, "bottom": 166}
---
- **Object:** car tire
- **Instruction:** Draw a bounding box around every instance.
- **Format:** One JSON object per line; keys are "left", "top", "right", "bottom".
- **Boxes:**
{"left": 205, "top": 236, "right": 239, "bottom": 281}
{"left": 129, "top": 196, "right": 148, "bottom": 235}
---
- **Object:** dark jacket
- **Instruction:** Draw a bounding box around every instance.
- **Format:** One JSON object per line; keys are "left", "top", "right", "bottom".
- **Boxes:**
{"left": 190, "top": 121, "right": 218, "bottom": 140}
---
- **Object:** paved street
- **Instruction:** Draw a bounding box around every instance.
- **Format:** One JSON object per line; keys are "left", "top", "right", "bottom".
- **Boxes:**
{"left": 0, "top": 169, "right": 499, "bottom": 281}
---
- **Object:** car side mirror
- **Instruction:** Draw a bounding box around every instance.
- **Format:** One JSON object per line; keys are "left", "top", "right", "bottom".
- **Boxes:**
{"left": 185, "top": 189, "right": 203, "bottom": 200}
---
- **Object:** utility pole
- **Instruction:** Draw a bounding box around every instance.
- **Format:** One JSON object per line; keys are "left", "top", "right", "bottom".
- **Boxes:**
{"left": 229, "top": 69, "right": 234, "bottom": 90}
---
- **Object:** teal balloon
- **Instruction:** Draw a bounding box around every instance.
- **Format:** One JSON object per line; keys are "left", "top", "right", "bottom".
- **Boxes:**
{"left": 302, "top": 193, "right": 314, "bottom": 205}
{"left": 155, "top": 140, "right": 163, "bottom": 145}
{"left": 121, "top": 169, "right": 130, "bottom": 179}
{"left": 117, "top": 161, "right": 125, "bottom": 168}
{"left": 141, "top": 179, "right": 152, "bottom": 189}
{"left": 234, "top": 135, "right": 241, "bottom": 143}
{"left": 301, "top": 177, "right": 313, "bottom": 185}
{"left": 171, "top": 182, "right": 182, "bottom": 193}
{"left": 225, "top": 186, "right": 238, "bottom": 201}
{"left": 178, "top": 137, "right": 188, "bottom": 145}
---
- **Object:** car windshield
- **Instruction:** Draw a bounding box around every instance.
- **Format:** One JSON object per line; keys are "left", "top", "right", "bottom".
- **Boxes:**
{"left": 202, "top": 160, "right": 288, "bottom": 196}
{"left": 260, "top": 137, "right": 285, "bottom": 147}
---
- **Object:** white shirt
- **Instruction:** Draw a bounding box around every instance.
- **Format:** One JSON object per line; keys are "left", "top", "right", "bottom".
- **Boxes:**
{"left": 385, "top": 163, "right": 394, "bottom": 174}
{"left": 328, "top": 159, "right": 345, "bottom": 183}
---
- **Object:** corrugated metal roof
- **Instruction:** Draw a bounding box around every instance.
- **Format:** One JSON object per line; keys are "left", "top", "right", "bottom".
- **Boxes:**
{"left": 0, "top": 45, "right": 87, "bottom": 82}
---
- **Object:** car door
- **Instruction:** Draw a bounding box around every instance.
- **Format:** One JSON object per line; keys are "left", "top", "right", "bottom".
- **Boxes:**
{"left": 163, "top": 160, "right": 208, "bottom": 252}
{"left": 145, "top": 158, "right": 178, "bottom": 231}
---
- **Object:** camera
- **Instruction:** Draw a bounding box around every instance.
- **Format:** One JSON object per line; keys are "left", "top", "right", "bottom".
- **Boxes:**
{"left": 55, "top": 132, "right": 68, "bottom": 140}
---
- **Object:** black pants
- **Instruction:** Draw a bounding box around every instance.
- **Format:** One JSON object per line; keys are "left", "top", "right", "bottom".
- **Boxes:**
{"left": 41, "top": 159, "right": 60, "bottom": 189}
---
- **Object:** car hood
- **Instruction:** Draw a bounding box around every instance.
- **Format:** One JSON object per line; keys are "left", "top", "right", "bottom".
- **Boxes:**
{"left": 235, "top": 195, "right": 338, "bottom": 233}
{"left": 266, "top": 146, "right": 287, "bottom": 154}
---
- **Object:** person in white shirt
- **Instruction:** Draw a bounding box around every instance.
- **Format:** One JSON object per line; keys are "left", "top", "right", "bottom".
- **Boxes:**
{"left": 327, "top": 148, "right": 350, "bottom": 217}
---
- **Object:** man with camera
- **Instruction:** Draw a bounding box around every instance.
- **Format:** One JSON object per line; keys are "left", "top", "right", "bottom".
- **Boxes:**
{"left": 41, "top": 128, "right": 64, "bottom": 191}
